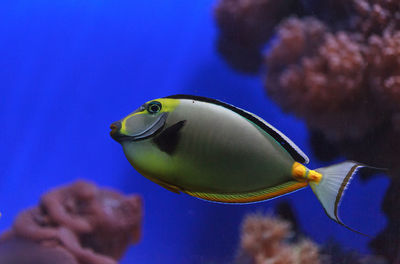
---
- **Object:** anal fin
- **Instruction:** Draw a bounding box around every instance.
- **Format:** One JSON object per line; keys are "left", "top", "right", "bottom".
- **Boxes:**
{"left": 184, "top": 181, "right": 307, "bottom": 204}
{"left": 148, "top": 177, "right": 181, "bottom": 194}
{"left": 158, "top": 181, "right": 181, "bottom": 194}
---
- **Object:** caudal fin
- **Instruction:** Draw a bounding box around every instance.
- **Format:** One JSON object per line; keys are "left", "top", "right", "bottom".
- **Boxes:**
{"left": 309, "top": 161, "right": 369, "bottom": 235}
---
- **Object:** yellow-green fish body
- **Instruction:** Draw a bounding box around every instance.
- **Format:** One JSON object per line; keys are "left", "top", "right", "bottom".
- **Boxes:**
{"left": 111, "top": 95, "right": 366, "bottom": 232}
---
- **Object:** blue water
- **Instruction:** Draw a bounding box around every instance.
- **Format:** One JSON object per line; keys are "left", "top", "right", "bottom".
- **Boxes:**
{"left": 0, "top": 1, "right": 389, "bottom": 263}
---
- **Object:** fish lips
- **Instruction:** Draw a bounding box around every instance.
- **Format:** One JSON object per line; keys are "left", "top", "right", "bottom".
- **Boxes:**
{"left": 110, "top": 112, "right": 168, "bottom": 143}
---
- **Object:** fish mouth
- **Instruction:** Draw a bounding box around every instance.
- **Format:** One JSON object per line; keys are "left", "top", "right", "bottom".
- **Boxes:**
{"left": 110, "top": 113, "right": 168, "bottom": 142}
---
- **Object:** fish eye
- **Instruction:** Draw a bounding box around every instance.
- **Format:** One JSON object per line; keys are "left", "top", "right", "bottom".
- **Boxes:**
{"left": 147, "top": 101, "right": 162, "bottom": 114}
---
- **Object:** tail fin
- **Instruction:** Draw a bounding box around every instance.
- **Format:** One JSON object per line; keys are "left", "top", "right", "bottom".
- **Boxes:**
{"left": 309, "top": 161, "right": 368, "bottom": 236}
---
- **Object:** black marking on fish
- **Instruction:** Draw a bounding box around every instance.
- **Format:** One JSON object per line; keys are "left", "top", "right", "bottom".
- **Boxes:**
{"left": 164, "top": 94, "right": 308, "bottom": 164}
{"left": 153, "top": 120, "right": 186, "bottom": 155}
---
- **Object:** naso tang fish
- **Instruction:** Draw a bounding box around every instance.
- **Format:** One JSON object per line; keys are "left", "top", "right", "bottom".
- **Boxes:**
{"left": 110, "top": 94, "right": 369, "bottom": 233}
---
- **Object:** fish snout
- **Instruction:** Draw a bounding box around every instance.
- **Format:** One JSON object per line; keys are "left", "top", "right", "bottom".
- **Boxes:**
{"left": 110, "top": 121, "right": 121, "bottom": 134}
{"left": 110, "top": 121, "right": 124, "bottom": 142}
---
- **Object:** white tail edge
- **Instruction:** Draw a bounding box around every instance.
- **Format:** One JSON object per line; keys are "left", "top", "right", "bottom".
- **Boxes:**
{"left": 309, "top": 161, "right": 369, "bottom": 236}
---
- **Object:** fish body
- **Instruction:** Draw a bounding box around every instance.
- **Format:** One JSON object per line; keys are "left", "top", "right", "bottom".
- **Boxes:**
{"left": 111, "top": 95, "right": 367, "bottom": 232}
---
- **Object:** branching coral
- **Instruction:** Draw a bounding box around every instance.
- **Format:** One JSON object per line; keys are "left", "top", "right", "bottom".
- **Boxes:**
{"left": 265, "top": 18, "right": 379, "bottom": 140}
{"left": 0, "top": 181, "right": 142, "bottom": 264}
{"left": 235, "top": 211, "right": 387, "bottom": 264}
{"left": 352, "top": 0, "right": 400, "bottom": 35}
{"left": 214, "top": 0, "right": 400, "bottom": 262}
{"left": 236, "top": 214, "right": 321, "bottom": 264}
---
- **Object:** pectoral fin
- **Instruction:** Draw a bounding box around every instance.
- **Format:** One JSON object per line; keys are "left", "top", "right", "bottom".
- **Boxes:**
{"left": 153, "top": 120, "right": 186, "bottom": 155}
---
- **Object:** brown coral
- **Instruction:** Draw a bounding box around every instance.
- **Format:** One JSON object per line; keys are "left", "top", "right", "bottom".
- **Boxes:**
{"left": 237, "top": 214, "right": 321, "bottom": 264}
{"left": 235, "top": 211, "right": 387, "bottom": 264}
{"left": 266, "top": 17, "right": 379, "bottom": 140}
{"left": 0, "top": 180, "right": 142, "bottom": 264}
{"left": 368, "top": 30, "right": 400, "bottom": 109}
{"left": 215, "top": 0, "right": 400, "bottom": 140}
{"left": 352, "top": 0, "right": 400, "bottom": 35}
{"left": 0, "top": 238, "right": 78, "bottom": 264}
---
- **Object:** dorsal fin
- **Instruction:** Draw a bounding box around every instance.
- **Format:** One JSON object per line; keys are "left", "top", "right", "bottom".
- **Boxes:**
{"left": 164, "top": 94, "right": 309, "bottom": 164}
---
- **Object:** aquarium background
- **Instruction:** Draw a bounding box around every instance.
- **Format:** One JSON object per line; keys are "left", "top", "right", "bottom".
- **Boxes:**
{"left": 0, "top": 0, "right": 389, "bottom": 263}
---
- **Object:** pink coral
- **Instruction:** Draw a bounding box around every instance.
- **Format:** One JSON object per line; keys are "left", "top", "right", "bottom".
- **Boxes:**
{"left": 266, "top": 18, "right": 379, "bottom": 140}
{"left": 368, "top": 30, "right": 400, "bottom": 108}
{"left": 0, "top": 181, "right": 142, "bottom": 264}
{"left": 0, "top": 238, "right": 78, "bottom": 264}
{"left": 353, "top": 0, "right": 400, "bottom": 35}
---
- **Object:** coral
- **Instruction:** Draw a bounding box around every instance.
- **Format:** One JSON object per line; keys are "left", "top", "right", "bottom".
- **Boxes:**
{"left": 215, "top": 0, "right": 400, "bottom": 141}
{"left": 266, "top": 18, "right": 380, "bottom": 140}
{"left": 367, "top": 30, "right": 400, "bottom": 110}
{"left": 234, "top": 210, "right": 387, "bottom": 264}
{"left": 265, "top": 18, "right": 390, "bottom": 141}
{"left": 264, "top": 13, "right": 400, "bottom": 262}
{"left": 352, "top": 0, "right": 400, "bottom": 35}
{"left": 0, "top": 238, "right": 78, "bottom": 264}
{"left": 236, "top": 213, "right": 321, "bottom": 264}
{"left": 0, "top": 181, "right": 142, "bottom": 264}
{"left": 214, "top": 0, "right": 400, "bottom": 263}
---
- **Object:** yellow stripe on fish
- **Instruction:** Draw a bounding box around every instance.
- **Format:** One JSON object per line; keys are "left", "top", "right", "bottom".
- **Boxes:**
{"left": 120, "top": 98, "right": 180, "bottom": 135}
{"left": 184, "top": 181, "right": 308, "bottom": 203}
{"left": 292, "top": 162, "right": 322, "bottom": 183}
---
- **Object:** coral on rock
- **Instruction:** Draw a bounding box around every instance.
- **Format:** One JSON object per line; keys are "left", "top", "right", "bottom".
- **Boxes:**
{"left": 352, "top": 0, "right": 400, "bottom": 35}
{"left": 0, "top": 181, "right": 142, "bottom": 264}
{"left": 265, "top": 17, "right": 379, "bottom": 141}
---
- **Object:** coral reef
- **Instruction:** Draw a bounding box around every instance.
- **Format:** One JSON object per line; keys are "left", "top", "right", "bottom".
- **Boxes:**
{"left": 0, "top": 181, "right": 142, "bottom": 264}
{"left": 235, "top": 213, "right": 321, "bottom": 264}
{"left": 265, "top": 17, "right": 379, "bottom": 141}
{"left": 214, "top": 0, "right": 400, "bottom": 262}
{"left": 235, "top": 210, "right": 386, "bottom": 264}
{"left": 214, "top": 0, "right": 400, "bottom": 164}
